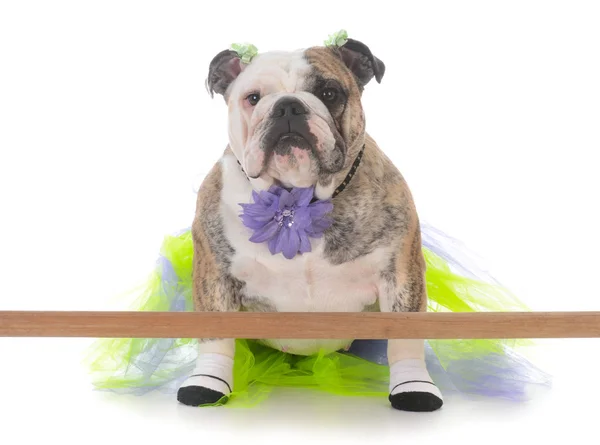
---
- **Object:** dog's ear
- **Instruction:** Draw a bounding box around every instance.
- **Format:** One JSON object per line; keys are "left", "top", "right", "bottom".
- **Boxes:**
{"left": 206, "top": 49, "right": 243, "bottom": 97}
{"left": 336, "top": 38, "right": 385, "bottom": 87}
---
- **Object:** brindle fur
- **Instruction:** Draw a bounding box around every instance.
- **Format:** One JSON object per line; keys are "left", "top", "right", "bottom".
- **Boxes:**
{"left": 192, "top": 154, "right": 243, "bottom": 318}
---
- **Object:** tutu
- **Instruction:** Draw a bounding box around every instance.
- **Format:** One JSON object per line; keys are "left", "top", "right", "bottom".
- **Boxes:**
{"left": 83, "top": 223, "right": 552, "bottom": 407}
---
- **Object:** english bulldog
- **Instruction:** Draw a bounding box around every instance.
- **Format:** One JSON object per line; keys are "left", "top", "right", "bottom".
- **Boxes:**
{"left": 176, "top": 37, "right": 444, "bottom": 412}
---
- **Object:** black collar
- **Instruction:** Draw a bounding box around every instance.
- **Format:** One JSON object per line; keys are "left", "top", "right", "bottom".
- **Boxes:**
{"left": 237, "top": 144, "right": 365, "bottom": 203}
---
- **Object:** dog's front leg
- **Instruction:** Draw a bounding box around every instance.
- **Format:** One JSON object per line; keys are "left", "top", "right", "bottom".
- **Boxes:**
{"left": 379, "top": 223, "right": 444, "bottom": 412}
{"left": 176, "top": 214, "right": 241, "bottom": 407}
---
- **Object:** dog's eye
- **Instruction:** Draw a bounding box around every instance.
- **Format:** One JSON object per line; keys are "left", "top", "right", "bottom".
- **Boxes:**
{"left": 247, "top": 93, "right": 260, "bottom": 106}
{"left": 321, "top": 88, "right": 337, "bottom": 103}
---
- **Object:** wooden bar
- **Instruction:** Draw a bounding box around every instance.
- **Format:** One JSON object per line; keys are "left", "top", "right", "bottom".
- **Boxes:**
{"left": 0, "top": 311, "right": 599, "bottom": 339}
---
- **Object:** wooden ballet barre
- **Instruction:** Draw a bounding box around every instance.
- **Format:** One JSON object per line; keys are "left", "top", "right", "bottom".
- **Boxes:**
{"left": 0, "top": 311, "right": 599, "bottom": 339}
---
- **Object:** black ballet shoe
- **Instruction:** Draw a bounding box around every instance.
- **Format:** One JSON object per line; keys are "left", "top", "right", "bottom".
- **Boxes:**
{"left": 389, "top": 391, "right": 444, "bottom": 412}
{"left": 177, "top": 386, "right": 229, "bottom": 407}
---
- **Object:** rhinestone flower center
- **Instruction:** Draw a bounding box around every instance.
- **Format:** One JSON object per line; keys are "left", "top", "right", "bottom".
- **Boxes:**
{"left": 276, "top": 207, "right": 295, "bottom": 227}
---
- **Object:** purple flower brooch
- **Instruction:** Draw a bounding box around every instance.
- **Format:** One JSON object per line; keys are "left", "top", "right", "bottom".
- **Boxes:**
{"left": 239, "top": 186, "right": 334, "bottom": 259}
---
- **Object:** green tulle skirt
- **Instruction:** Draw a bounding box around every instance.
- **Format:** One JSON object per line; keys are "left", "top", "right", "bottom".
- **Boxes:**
{"left": 83, "top": 226, "right": 551, "bottom": 407}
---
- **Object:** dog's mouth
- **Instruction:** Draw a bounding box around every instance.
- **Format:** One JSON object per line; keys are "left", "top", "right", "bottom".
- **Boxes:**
{"left": 272, "top": 132, "right": 312, "bottom": 154}
{"left": 278, "top": 132, "right": 307, "bottom": 143}
{"left": 245, "top": 133, "right": 310, "bottom": 180}
{"left": 245, "top": 115, "right": 346, "bottom": 184}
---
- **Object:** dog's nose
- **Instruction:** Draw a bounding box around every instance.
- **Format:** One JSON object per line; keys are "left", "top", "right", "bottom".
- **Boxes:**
{"left": 272, "top": 98, "right": 308, "bottom": 118}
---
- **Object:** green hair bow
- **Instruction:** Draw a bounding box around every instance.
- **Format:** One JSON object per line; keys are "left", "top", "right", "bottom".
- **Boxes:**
{"left": 324, "top": 29, "right": 348, "bottom": 47}
{"left": 231, "top": 43, "right": 259, "bottom": 64}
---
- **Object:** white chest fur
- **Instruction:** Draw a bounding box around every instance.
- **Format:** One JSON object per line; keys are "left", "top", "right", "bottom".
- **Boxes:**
{"left": 219, "top": 154, "right": 386, "bottom": 355}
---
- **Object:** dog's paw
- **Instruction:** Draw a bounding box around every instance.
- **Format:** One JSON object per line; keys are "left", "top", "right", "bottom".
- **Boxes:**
{"left": 389, "top": 387, "right": 443, "bottom": 412}
{"left": 176, "top": 374, "right": 232, "bottom": 407}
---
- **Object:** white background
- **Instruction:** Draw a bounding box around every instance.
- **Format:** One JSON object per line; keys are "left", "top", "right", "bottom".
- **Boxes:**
{"left": 1, "top": 1, "right": 599, "bottom": 443}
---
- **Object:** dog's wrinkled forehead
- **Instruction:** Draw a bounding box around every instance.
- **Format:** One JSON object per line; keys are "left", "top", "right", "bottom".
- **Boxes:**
{"left": 206, "top": 38, "right": 385, "bottom": 101}
{"left": 230, "top": 51, "right": 312, "bottom": 97}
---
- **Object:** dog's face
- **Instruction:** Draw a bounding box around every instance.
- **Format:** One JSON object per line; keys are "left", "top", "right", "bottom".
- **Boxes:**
{"left": 206, "top": 39, "right": 384, "bottom": 197}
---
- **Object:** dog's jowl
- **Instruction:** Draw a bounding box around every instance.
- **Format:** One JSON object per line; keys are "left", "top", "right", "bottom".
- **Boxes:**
{"left": 177, "top": 38, "right": 443, "bottom": 412}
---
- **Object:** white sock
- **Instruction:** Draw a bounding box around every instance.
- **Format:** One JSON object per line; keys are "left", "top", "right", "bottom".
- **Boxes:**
{"left": 389, "top": 359, "right": 443, "bottom": 400}
{"left": 179, "top": 353, "right": 234, "bottom": 395}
